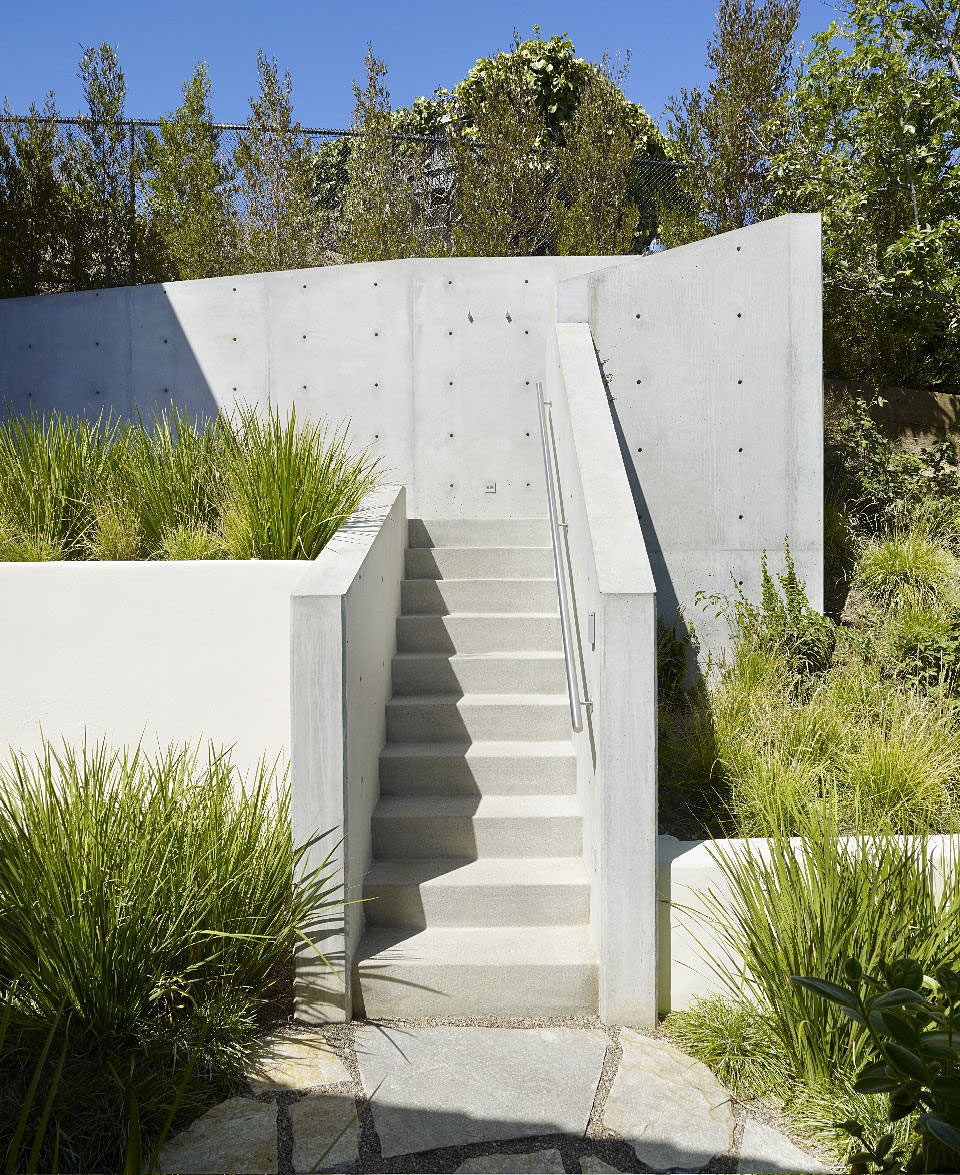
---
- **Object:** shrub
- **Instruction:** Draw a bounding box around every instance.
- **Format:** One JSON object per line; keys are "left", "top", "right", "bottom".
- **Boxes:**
{"left": 793, "top": 958, "right": 960, "bottom": 1174}
{"left": 0, "top": 738, "right": 339, "bottom": 1172}
{"left": 218, "top": 404, "right": 379, "bottom": 560}
{"left": 852, "top": 534, "right": 958, "bottom": 612}
{"left": 731, "top": 542, "right": 836, "bottom": 682}
{"left": 875, "top": 597, "right": 960, "bottom": 691}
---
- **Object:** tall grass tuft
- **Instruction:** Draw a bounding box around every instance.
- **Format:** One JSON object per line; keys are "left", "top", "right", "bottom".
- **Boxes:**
{"left": 0, "top": 406, "right": 380, "bottom": 563}
{"left": 218, "top": 404, "right": 380, "bottom": 560}
{"left": 852, "top": 531, "right": 958, "bottom": 611}
{"left": 0, "top": 738, "right": 340, "bottom": 1173}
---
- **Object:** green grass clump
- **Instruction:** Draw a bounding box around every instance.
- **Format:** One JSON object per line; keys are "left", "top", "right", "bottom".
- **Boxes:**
{"left": 0, "top": 738, "right": 339, "bottom": 1173}
{"left": 664, "top": 998, "right": 786, "bottom": 1098}
{"left": 0, "top": 405, "right": 380, "bottom": 563}
{"left": 852, "top": 532, "right": 958, "bottom": 611}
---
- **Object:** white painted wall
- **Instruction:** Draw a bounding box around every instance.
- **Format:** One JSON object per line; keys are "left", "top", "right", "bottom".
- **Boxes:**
{"left": 0, "top": 560, "right": 304, "bottom": 777}
{"left": 546, "top": 320, "right": 658, "bottom": 1025}
{"left": 290, "top": 485, "right": 406, "bottom": 1022}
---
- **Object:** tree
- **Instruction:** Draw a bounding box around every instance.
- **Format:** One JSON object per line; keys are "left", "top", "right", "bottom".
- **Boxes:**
{"left": 0, "top": 95, "right": 72, "bottom": 296}
{"left": 66, "top": 44, "right": 139, "bottom": 289}
{"left": 144, "top": 64, "right": 239, "bottom": 280}
{"left": 771, "top": 0, "right": 960, "bottom": 387}
{"left": 338, "top": 47, "right": 431, "bottom": 263}
{"left": 234, "top": 52, "right": 320, "bottom": 272}
{"left": 661, "top": 0, "right": 800, "bottom": 244}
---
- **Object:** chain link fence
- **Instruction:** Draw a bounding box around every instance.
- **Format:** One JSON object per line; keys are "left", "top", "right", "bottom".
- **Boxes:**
{"left": 0, "top": 114, "right": 688, "bottom": 288}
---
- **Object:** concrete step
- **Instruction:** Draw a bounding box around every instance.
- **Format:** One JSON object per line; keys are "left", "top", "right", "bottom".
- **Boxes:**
{"left": 401, "top": 577, "right": 557, "bottom": 616}
{"left": 396, "top": 614, "right": 561, "bottom": 654}
{"left": 379, "top": 741, "right": 577, "bottom": 796}
{"left": 354, "top": 925, "right": 598, "bottom": 1018}
{"left": 385, "top": 694, "right": 570, "bottom": 743}
{"left": 408, "top": 519, "right": 551, "bottom": 548}
{"left": 363, "top": 857, "right": 591, "bottom": 928}
{"left": 405, "top": 546, "right": 554, "bottom": 580}
{"left": 371, "top": 794, "right": 582, "bottom": 858}
{"left": 392, "top": 652, "right": 566, "bottom": 696}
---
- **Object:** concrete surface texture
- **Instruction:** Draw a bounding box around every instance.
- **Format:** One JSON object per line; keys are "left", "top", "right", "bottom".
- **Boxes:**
{"left": 0, "top": 256, "right": 630, "bottom": 521}
{"left": 558, "top": 214, "right": 824, "bottom": 658}
{"left": 157, "top": 1021, "right": 831, "bottom": 1174}
{"left": 290, "top": 485, "right": 407, "bottom": 1022}
{"left": 0, "top": 559, "right": 304, "bottom": 776}
{"left": 354, "top": 517, "right": 599, "bottom": 1020}
{"left": 545, "top": 319, "right": 658, "bottom": 1027}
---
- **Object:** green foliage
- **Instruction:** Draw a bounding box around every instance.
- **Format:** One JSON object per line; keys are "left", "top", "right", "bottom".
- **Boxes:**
{"left": 0, "top": 407, "right": 379, "bottom": 562}
{"left": 218, "top": 404, "right": 380, "bottom": 560}
{"left": 876, "top": 597, "right": 960, "bottom": 689}
{"left": 792, "top": 957, "right": 960, "bottom": 1173}
{"left": 143, "top": 64, "right": 238, "bottom": 280}
{"left": 0, "top": 737, "right": 339, "bottom": 1173}
{"left": 234, "top": 52, "right": 321, "bottom": 272}
{"left": 338, "top": 47, "right": 431, "bottom": 263}
{"left": 852, "top": 533, "right": 959, "bottom": 610}
{"left": 661, "top": 0, "right": 800, "bottom": 244}
{"left": 665, "top": 997, "right": 787, "bottom": 1098}
{"left": 771, "top": 0, "right": 960, "bottom": 388}
{"left": 732, "top": 543, "right": 837, "bottom": 680}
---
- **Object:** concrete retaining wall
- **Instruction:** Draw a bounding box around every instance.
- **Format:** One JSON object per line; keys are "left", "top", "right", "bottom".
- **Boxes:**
{"left": 0, "top": 258, "right": 629, "bottom": 521}
{"left": 546, "top": 320, "right": 658, "bottom": 1024}
{"left": 290, "top": 485, "right": 406, "bottom": 1022}
{"left": 559, "top": 215, "right": 823, "bottom": 657}
{"left": 658, "top": 833, "right": 960, "bottom": 1012}
{"left": 0, "top": 560, "right": 305, "bottom": 777}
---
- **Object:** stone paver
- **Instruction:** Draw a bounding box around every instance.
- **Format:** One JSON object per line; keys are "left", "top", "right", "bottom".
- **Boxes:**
{"left": 289, "top": 1091, "right": 360, "bottom": 1173}
{"left": 158, "top": 1096, "right": 277, "bottom": 1175}
{"left": 579, "top": 1157, "right": 621, "bottom": 1173}
{"left": 354, "top": 1024, "right": 608, "bottom": 1158}
{"left": 602, "top": 1029, "right": 735, "bottom": 1172}
{"left": 455, "top": 1150, "right": 565, "bottom": 1173}
{"left": 737, "top": 1118, "right": 829, "bottom": 1174}
{"left": 246, "top": 1030, "right": 351, "bottom": 1092}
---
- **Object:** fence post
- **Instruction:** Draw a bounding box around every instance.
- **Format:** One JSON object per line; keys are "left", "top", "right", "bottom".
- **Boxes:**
{"left": 128, "top": 121, "right": 137, "bottom": 285}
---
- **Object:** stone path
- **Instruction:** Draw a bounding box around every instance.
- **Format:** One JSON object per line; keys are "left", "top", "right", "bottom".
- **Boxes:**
{"left": 158, "top": 1020, "right": 831, "bottom": 1175}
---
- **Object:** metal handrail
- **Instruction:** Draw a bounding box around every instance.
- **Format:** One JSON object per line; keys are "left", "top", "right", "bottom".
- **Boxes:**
{"left": 536, "top": 382, "right": 584, "bottom": 733}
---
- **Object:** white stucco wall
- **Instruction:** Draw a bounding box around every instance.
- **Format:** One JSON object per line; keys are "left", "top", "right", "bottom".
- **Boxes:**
{"left": 0, "top": 560, "right": 306, "bottom": 777}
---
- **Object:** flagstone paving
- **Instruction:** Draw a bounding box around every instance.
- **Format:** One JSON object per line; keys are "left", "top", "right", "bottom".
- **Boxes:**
{"left": 158, "top": 1021, "right": 834, "bottom": 1174}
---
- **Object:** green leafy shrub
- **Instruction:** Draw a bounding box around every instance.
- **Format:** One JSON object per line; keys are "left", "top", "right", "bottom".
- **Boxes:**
{"left": 0, "top": 738, "right": 339, "bottom": 1173}
{"left": 793, "top": 958, "right": 960, "bottom": 1173}
{"left": 732, "top": 543, "right": 836, "bottom": 682}
{"left": 876, "top": 598, "right": 960, "bottom": 692}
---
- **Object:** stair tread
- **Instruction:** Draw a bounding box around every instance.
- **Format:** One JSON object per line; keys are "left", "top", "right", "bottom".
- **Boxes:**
{"left": 357, "top": 924, "right": 596, "bottom": 965}
{"left": 380, "top": 740, "right": 575, "bottom": 759}
{"left": 374, "top": 794, "right": 579, "bottom": 818}
{"left": 386, "top": 693, "right": 569, "bottom": 707}
{"left": 393, "top": 651, "right": 564, "bottom": 661}
{"left": 400, "top": 611, "right": 560, "bottom": 619}
{"left": 365, "top": 856, "right": 590, "bottom": 886}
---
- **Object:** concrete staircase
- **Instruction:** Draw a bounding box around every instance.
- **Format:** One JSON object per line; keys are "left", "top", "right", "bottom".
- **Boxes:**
{"left": 354, "top": 518, "right": 598, "bottom": 1018}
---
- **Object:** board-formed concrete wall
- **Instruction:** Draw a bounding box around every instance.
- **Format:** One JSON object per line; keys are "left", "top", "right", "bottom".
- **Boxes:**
{"left": 0, "top": 257, "right": 632, "bottom": 521}
{"left": 558, "top": 215, "right": 823, "bottom": 655}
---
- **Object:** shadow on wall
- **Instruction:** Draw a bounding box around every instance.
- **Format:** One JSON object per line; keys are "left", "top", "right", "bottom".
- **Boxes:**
{"left": 1, "top": 282, "right": 221, "bottom": 422}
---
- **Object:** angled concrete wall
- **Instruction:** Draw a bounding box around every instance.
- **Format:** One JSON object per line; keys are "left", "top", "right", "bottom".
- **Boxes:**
{"left": 557, "top": 215, "right": 823, "bottom": 656}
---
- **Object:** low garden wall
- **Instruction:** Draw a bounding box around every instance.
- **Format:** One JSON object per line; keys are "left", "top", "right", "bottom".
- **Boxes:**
{"left": 0, "top": 559, "right": 307, "bottom": 778}
{"left": 657, "top": 833, "right": 960, "bottom": 1013}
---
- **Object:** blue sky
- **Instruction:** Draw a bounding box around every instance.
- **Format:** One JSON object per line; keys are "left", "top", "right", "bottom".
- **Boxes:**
{"left": 6, "top": 0, "right": 837, "bottom": 129}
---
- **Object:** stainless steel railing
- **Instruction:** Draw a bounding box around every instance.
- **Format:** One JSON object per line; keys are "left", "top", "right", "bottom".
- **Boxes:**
{"left": 536, "top": 382, "right": 585, "bottom": 733}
